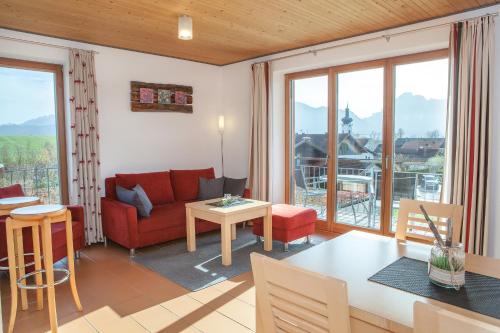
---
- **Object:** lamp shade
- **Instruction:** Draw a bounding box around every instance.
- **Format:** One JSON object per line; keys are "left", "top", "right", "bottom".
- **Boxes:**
{"left": 178, "top": 15, "right": 193, "bottom": 40}
{"left": 218, "top": 115, "right": 225, "bottom": 132}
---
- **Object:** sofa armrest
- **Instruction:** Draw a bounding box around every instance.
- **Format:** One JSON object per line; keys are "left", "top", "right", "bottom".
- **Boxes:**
{"left": 67, "top": 205, "right": 85, "bottom": 249}
{"left": 67, "top": 205, "right": 84, "bottom": 224}
{"left": 243, "top": 188, "right": 252, "bottom": 199}
{"left": 101, "top": 197, "right": 139, "bottom": 249}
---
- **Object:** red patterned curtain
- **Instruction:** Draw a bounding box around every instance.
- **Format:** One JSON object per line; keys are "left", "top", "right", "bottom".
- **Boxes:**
{"left": 69, "top": 49, "right": 103, "bottom": 244}
{"left": 445, "top": 16, "right": 494, "bottom": 255}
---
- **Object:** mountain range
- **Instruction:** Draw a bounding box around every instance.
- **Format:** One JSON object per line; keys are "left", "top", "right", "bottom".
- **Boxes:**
{"left": 0, "top": 115, "right": 56, "bottom": 136}
{"left": 295, "top": 92, "right": 447, "bottom": 138}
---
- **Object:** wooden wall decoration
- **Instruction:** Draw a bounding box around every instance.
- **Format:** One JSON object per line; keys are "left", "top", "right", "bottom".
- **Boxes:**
{"left": 131, "top": 81, "right": 193, "bottom": 113}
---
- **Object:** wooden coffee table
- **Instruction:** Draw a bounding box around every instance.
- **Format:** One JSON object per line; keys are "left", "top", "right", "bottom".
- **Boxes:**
{"left": 185, "top": 198, "right": 272, "bottom": 266}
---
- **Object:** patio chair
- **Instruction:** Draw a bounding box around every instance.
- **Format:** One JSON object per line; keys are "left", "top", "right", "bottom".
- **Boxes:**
{"left": 337, "top": 189, "right": 371, "bottom": 225}
{"left": 294, "top": 168, "right": 326, "bottom": 216}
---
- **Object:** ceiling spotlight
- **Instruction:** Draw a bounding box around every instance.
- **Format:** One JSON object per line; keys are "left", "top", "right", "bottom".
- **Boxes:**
{"left": 178, "top": 15, "right": 193, "bottom": 40}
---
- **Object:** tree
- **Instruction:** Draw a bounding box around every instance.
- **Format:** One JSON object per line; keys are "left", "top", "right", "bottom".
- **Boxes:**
{"left": 397, "top": 128, "right": 405, "bottom": 139}
{"left": 427, "top": 154, "right": 445, "bottom": 173}
{"left": 426, "top": 130, "right": 440, "bottom": 138}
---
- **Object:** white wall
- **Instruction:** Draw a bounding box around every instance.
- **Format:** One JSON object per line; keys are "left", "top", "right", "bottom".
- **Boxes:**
{"left": 0, "top": 29, "right": 250, "bottom": 202}
{"left": 220, "top": 5, "right": 500, "bottom": 257}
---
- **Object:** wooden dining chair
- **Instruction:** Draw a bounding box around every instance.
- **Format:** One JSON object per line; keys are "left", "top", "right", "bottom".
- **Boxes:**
{"left": 395, "top": 199, "right": 463, "bottom": 244}
{"left": 414, "top": 302, "right": 500, "bottom": 333}
{"left": 250, "top": 252, "right": 351, "bottom": 333}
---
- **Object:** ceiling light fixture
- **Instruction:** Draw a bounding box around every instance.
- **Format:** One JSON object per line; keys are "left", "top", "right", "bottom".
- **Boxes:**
{"left": 178, "top": 15, "right": 193, "bottom": 40}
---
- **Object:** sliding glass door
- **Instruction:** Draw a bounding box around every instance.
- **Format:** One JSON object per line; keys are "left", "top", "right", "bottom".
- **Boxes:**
{"left": 286, "top": 50, "right": 449, "bottom": 236}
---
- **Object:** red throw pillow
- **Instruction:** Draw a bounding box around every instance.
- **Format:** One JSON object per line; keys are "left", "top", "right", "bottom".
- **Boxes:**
{"left": 170, "top": 168, "right": 215, "bottom": 201}
{"left": 115, "top": 171, "right": 174, "bottom": 205}
{"left": 0, "top": 184, "right": 24, "bottom": 199}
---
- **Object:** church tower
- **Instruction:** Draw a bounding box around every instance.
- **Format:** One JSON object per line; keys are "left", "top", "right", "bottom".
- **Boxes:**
{"left": 341, "top": 104, "right": 353, "bottom": 134}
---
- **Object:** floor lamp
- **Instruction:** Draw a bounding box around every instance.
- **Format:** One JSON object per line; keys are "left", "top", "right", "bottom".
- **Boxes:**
{"left": 218, "top": 115, "right": 225, "bottom": 176}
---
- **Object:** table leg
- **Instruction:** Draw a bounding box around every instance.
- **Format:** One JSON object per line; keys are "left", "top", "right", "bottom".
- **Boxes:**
{"left": 6, "top": 218, "right": 18, "bottom": 333}
{"left": 14, "top": 228, "right": 28, "bottom": 310}
{"left": 41, "top": 218, "right": 58, "bottom": 333}
{"left": 186, "top": 208, "right": 196, "bottom": 252}
{"left": 231, "top": 224, "right": 237, "bottom": 240}
{"left": 32, "top": 225, "right": 44, "bottom": 310}
{"left": 263, "top": 207, "right": 272, "bottom": 251}
{"left": 221, "top": 223, "right": 231, "bottom": 266}
{"left": 65, "top": 210, "right": 83, "bottom": 311}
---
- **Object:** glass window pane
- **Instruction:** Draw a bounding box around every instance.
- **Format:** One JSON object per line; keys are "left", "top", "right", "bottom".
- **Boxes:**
{"left": 336, "top": 67, "right": 383, "bottom": 230}
{"left": 292, "top": 75, "right": 328, "bottom": 221}
{"left": 391, "top": 58, "right": 449, "bottom": 232}
{"left": 0, "top": 67, "right": 61, "bottom": 203}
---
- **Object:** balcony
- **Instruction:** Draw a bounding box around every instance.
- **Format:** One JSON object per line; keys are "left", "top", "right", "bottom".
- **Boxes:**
{"left": 293, "top": 159, "right": 442, "bottom": 230}
{"left": 0, "top": 165, "right": 61, "bottom": 204}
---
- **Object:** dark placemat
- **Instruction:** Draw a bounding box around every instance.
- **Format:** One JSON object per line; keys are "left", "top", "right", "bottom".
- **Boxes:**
{"left": 207, "top": 199, "right": 251, "bottom": 208}
{"left": 369, "top": 256, "right": 500, "bottom": 320}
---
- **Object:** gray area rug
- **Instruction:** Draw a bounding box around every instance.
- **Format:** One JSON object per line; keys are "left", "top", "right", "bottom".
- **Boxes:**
{"left": 133, "top": 227, "right": 317, "bottom": 291}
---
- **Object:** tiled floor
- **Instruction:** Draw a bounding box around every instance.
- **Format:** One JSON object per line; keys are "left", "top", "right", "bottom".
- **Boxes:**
{"left": 1, "top": 230, "right": 335, "bottom": 333}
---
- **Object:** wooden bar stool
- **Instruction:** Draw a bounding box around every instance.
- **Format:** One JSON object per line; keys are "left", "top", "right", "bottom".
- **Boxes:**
{"left": 5, "top": 204, "right": 83, "bottom": 333}
{"left": 0, "top": 196, "right": 41, "bottom": 313}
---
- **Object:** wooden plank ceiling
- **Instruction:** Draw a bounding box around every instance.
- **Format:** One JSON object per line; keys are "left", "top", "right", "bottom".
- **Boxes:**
{"left": 0, "top": 0, "right": 498, "bottom": 65}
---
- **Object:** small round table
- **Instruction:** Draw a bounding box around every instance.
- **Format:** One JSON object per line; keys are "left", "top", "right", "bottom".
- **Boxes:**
{"left": 0, "top": 196, "right": 40, "bottom": 215}
{"left": 5, "top": 204, "right": 82, "bottom": 333}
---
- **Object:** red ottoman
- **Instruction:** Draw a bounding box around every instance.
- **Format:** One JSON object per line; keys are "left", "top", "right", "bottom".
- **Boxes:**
{"left": 252, "top": 204, "right": 317, "bottom": 251}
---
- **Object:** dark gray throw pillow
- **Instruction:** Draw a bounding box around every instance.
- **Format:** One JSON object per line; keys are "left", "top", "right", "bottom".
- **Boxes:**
{"left": 116, "top": 185, "right": 152, "bottom": 218}
{"left": 198, "top": 177, "right": 224, "bottom": 200}
{"left": 223, "top": 177, "right": 247, "bottom": 197}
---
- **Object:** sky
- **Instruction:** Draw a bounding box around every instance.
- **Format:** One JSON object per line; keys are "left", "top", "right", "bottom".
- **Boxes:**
{"left": 0, "top": 67, "right": 55, "bottom": 125}
{"left": 294, "top": 58, "right": 449, "bottom": 119}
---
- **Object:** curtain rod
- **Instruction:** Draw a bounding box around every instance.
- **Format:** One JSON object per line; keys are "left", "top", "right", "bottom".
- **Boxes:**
{"left": 253, "top": 12, "right": 498, "bottom": 65}
{"left": 0, "top": 34, "right": 99, "bottom": 54}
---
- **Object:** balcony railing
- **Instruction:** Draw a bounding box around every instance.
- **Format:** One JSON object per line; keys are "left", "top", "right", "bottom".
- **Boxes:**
{"left": 293, "top": 157, "right": 443, "bottom": 226}
{"left": 0, "top": 166, "right": 61, "bottom": 204}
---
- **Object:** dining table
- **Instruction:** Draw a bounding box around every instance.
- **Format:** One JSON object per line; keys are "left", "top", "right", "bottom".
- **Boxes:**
{"left": 255, "top": 230, "right": 500, "bottom": 333}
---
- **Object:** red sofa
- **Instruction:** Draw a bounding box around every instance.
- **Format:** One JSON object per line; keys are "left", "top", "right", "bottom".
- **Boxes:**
{"left": 101, "top": 167, "right": 250, "bottom": 256}
{"left": 0, "top": 184, "right": 86, "bottom": 266}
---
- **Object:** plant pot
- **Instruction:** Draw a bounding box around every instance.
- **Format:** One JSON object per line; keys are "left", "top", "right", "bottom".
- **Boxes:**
{"left": 428, "top": 242, "right": 465, "bottom": 290}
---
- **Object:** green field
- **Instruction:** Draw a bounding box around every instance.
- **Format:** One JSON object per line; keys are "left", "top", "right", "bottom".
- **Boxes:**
{"left": 0, "top": 135, "right": 58, "bottom": 168}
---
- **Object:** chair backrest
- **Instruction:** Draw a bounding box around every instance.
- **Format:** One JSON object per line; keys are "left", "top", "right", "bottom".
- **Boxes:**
{"left": 414, "top": 302, "right": 500, "bottom": 333}
{"left": 395, "top": 199, "right": 463, "bottom": 244}
{"left": 294, "top": 168, "right": 307, "bottom": 191}
{"left": 250, "top": 252, "right": 351, "bottom": 333}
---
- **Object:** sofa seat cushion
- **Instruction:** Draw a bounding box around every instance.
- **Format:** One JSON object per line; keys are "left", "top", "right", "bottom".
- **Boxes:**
{"left": 116, "top": 171, "right": 174, "bottom": 205}
{"left": 170, "top": 168, "right": 215, "bottom": 201}
{"left": 138, "top": 201, "right": 186, "bottom": 234}
{"left": 0, "top": 184, "right": 24, "bottom": 198}
{"left": 253, "top": 204, "right": 317, "bottom": 230}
